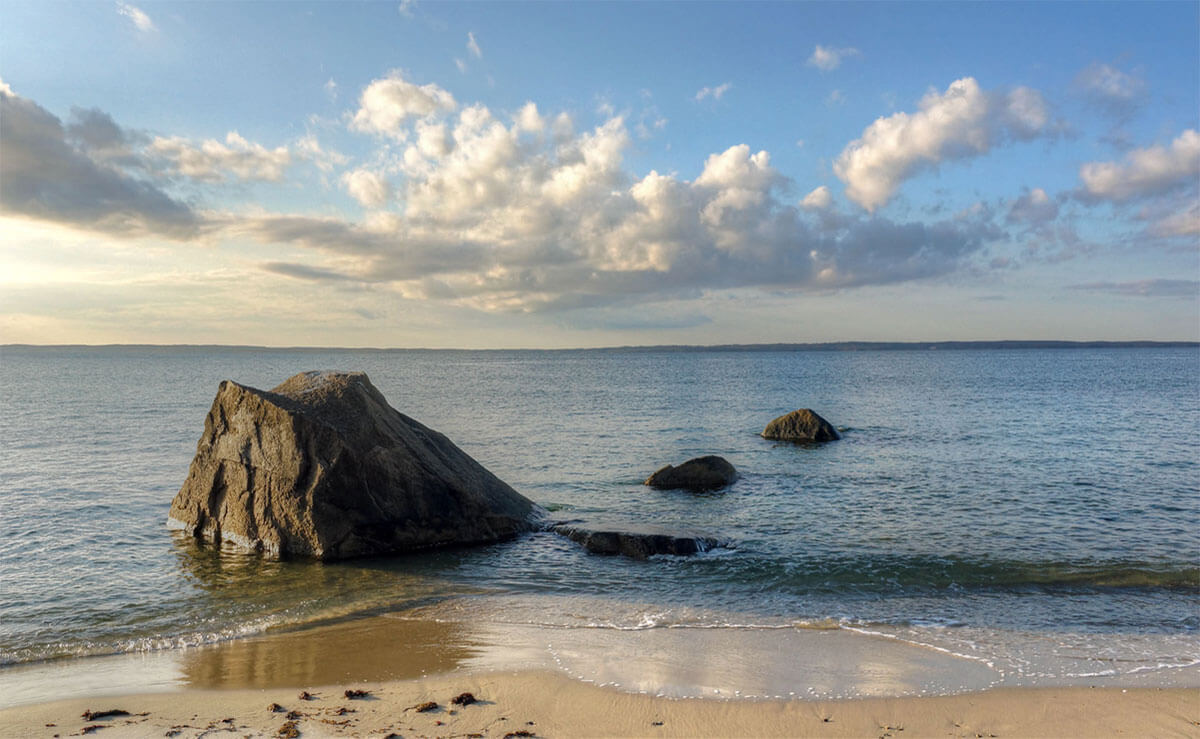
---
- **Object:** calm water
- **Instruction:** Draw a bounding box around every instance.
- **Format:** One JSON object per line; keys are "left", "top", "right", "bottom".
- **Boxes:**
{"left": 1, "top": 346, "right": 1198, "bottom": 686}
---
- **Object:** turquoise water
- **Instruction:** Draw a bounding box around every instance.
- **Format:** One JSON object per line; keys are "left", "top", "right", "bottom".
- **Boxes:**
{"left": 1, "top": 346, "right": 1197, "bottom": 684}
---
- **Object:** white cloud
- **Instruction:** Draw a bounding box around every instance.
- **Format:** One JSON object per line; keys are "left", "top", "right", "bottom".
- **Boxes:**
{"left": 350, "top": 71, "right": 456, "bottom": 139}
{"left": 324, "top": 78, "right": 338, "bottom": 102}
{"left": 833, "top": 77, "right": 1052, "bottom": 211}
{"left": 826, "top": 89, "right": 845, "bottom": 106}
{"left": 808, "top": 45, "right": 859, "bottom": 72}
{"left": 1007, "top": 187, "right": 1058, "bottom": 224}
{"left": 149, "top": 131, "right": 291, "bottom": 183}
{"left": 514, "top": 102, "right": 544, "bottom": 133}
{"left": 341, "top": 168, "right": 393, "bottom": 208}
{"left": 1075, "top": 62, "right": 1146, "bottom": 116}
{"left": 1078, "top": 129, "right": 1200, "bottom": 203}
{"left": 455, "top": 58, "right": 468, "bottom": 74}
{"left": 294, "top": 134, "right": 348, "bottom": 173}
{"left": 116, "top": 2, "right": 155, "bottom": 32}
{"left": 1148, "top": 201, "right": 1200, "bottom": 238}
{"left": 800, "top": 186, "right": 832, "bottom": 210}
{"left": 0, "top": 83, "right": 998, "bottom": 315}
{"left": 467, "top": 32, "right": 482, "bottom": 59}
{"left": 398, "top": 0, "right": 416, "bottom": 17}
{"left": 695, "top": 83, "right": 732, "bottom": 102}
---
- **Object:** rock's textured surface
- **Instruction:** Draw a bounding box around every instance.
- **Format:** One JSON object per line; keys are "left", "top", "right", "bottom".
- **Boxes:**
{"left": 550, "top": 523, "right": 724, "bottom": 559}
{"left": 168, "top": 371, "right": 539, "bottom": 559}
{"left": 761, "top": 408, "right": 841, "bottom": 443}
{"left": 644, "top": 455, "right": 737, "bottom": 491}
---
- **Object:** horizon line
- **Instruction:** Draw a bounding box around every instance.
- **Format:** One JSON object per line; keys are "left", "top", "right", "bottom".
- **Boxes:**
{"left": 3, "top": 339, "right": 1198, "bottom": 353}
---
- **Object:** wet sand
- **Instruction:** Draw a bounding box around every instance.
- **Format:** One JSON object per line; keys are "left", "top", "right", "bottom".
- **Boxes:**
{"left": 1, "top": 615, "right": 1197, "bottom": 737}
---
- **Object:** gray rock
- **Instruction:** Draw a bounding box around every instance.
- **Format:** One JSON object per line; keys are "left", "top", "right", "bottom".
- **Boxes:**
{"left": 168, "top": 371, "right": 540, "bottom": 560}
{"left": 761, "top": 408, "right": 840, "bottom": 443}
{"left": 550, "top": 523, "right": 725, "bottom": 559}
{"left": 644, "top": 455, "right": 737, "bottom": 491}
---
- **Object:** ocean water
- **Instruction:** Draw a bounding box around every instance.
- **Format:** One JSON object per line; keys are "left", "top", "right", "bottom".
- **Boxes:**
{"left": 1, "top": 346, "right": 1197, "bottom": 691}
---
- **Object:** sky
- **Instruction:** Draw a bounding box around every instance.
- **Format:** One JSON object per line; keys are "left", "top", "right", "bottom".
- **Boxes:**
{"left": 1, "top": 1, "right": 1197, "bottom": 348}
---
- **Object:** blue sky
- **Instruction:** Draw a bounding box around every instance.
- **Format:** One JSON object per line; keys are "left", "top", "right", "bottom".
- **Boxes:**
{"left": 1, "top": 1, "right": 1197, "bottom": 347}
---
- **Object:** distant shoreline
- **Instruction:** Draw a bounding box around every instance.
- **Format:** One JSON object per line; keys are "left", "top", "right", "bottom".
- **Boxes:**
{"left": 3, "top": 340, "right": 1198, "bottom": 353}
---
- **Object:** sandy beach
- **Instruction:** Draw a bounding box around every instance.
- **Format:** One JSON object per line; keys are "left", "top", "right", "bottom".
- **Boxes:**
{"left": 2, "top": 613, "right": 1198, "bottom": 738}
{"left": 1, "top": 670, "right": 1197, "bottom": 738}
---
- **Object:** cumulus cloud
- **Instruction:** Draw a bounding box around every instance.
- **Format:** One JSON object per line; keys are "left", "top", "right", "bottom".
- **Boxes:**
{"left": 808, "top": 45, "right": 859, "bottom": 71}
{"left": 350, "top": 71, "right": 456, "bottom": 138}
{"left": 0, "top": 84, "right": 199, "bottom": 238}
{"left": 1075, "top": 62, "right": 1146, "bottom": 117}
{"left": 1068, "top": 279, "right": 1198, "bottom": 298}
{"left": 834, "top": 77, "right": 1053, "bottom": 211}
{"left": 800, "top": 186, "right": 833, "bottom": 211}
{"left": 116, "top": 2, "right": 154, "bottom": 32}
{"left": 1007, "top": 187, "right": 1059, "bottom": 225}
{"left": 256, "top": 102, "right": 996, "bottom": 312}
{"left": 695, "top": 83, "right": 732, "bottom": 102}
{"left": 149, "top": 131, "right": 291, "bottom": 183}
{"left": 341, "top": 168, "right": 393, "bottom": 208}
{"left": 1078, "top": 129, "right": 1200, "bottom": 203}
{"left": 0, "top": 81, "right": 999, "bottom": 314}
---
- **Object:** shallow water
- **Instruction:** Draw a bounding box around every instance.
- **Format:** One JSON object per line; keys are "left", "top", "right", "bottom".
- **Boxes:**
{"left": 1, "top": 345, "right": 1197, "bottom": 692}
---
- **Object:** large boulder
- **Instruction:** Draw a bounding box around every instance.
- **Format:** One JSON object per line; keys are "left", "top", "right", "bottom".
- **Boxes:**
{"left": 550, "top": 523, "right": 725, "bottom": 559}
{"left": 644, "top": 455, "right": 737, "bottom": 491}
{"left": 168, "top": 371, "right": 540, "bottom": 560}
{"left": 762, "top": 408, "right": 840, "bottom": 443}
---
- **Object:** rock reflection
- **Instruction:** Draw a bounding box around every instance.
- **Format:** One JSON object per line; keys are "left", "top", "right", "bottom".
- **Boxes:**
{"left": 180, "top": 616, "right": 480, "bottom": 690}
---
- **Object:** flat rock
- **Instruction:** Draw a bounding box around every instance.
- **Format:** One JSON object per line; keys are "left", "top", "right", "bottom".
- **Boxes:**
{"left": 644, "top": 455, "right": 737, "bottom": 491}
{"left": 550, "top": 523, "right": 725, "bottom": 559}
{"left": 761, "top": 408, "right": 840, "bottom": 443}
{"left": 168, "top": 371, "right": 540, "bottom": 559}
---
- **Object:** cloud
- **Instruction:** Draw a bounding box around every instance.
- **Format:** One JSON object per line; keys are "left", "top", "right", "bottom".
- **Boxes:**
{"left": 1007, "top": 187, "right": 1059, "bottom": 225}
{"left": 1068, "top": 279, "right": 1198, "bottom": 298}
{"left": 0, "top": 84, "right": 199, "bottom": 238}
{"left": 695, "top": 83, "right": 732, "bottom": 102}
{"left": 350, "top": 71, "right": 457, "bottom": 139}
{"left": 1075, "top": 62, "right": 1146, "bottom": 117}
{"left": 0, "top": 82, "right": 998, "bottom": 315}
{"left": 148, "top": 131, "right": 291, "bottom": 183}
{"left": 398, "top": 0, "right": 416, "bottom": 17}
{"left": 116, "top": 2, "right": 154, "bottom": 32}
{"left": 834, "top": 77, "right": 1053, "bottom": 211}
{"left": 1078, "top": 129, "right": 1200, "bottom": 203}
{"left": 800, "top": 185, "right": 832, "bottom": 210}
{"left": 324, "top": 78, "right": 338, "bottom": 101}
{"left": 341, "top": 168, "right": 393, "bottom": 208}
{"left": 808, "top": 45, "right": 859, "bottom": 72}
{"left": 246, "top": 106, "right": 996, "bottom": 312}
{"left": 294, "top": 134, "right": 348, "bottom": 173}
{"left": 467, "top": 32, "right": 482, "bottom": 59}
{"left": 1146, "top": 200, "right": 1200, "bottom": 238}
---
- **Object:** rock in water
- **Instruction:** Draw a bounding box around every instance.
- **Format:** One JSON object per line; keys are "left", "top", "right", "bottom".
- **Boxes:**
{"left": 643, "top": 455, "right": 737, "bottom": 491}
{"left": 168, "top": 371, "right": 539, "bottom": 559}
{"left": 550, "top": 524, "right": 724, "bottom": 559}
{"left": 761, "top": 408, "right": 840, "bottom": 442}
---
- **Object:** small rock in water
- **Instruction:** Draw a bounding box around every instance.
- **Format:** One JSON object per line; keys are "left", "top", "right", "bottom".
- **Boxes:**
{"left": 762, "top": 408, "right": 840, "bottom": 443}
{"left": 644, "top": 456, "right": 737, "bottom": 491}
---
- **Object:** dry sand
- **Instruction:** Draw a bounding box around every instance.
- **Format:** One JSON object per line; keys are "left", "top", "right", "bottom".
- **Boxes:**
{"left": 1, "top": 670, "right": 1197, "bottom": 738}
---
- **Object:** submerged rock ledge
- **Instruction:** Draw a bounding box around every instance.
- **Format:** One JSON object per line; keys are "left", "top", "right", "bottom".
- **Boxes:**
{"left": 168, "top": 371, "right": 540, "bottom": 560}
{"left": 550, "top": 522, "right": 728, "bottom": 559}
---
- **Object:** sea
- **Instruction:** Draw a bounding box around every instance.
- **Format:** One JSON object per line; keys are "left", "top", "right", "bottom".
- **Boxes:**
{"left": 1, "top": 345, "right": 1198, "bottom": 702}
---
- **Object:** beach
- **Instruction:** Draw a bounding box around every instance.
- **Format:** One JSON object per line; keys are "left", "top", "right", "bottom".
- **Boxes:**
{"left": 2, "top": 670, "right": 1197, "bottom": 738}
{"left": 2, "top": 613, "right": 1198, "bottom": 738}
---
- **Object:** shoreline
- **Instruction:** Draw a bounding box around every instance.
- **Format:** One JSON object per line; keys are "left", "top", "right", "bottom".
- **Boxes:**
{"left": 1, "top": 670, "right": 1196, "bottom": 738}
